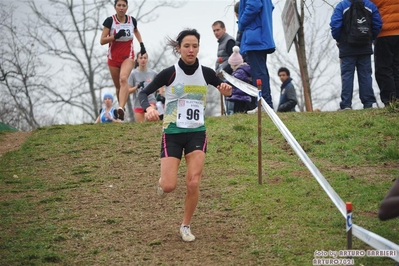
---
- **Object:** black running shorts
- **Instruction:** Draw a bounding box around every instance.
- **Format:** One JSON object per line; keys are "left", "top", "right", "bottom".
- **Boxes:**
{"left": 160, "top": 131, "right": 207, "bottom": 159}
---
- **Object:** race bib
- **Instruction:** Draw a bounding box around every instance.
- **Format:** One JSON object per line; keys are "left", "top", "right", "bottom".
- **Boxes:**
{"left": 116, "top": 23, "right": 133, "bottom": 42}
{"left": 176, "top": 99, "right": 204, "bottom": 128}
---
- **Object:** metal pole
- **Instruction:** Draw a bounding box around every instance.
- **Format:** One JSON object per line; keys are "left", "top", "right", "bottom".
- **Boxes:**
{"left": 257, "top": 79, "right": 262, "bottom": 185}
{"left": 346, "top": 202, "right": 353, "bottom": 253}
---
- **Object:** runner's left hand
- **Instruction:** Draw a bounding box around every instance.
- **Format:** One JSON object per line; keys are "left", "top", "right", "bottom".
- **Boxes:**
{"left": 140, "top": 42, "right": 146, "bottom": 55}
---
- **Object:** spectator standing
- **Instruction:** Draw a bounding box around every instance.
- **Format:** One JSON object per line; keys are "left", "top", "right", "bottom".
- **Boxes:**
{"left": 212, "top": 20, "right": 236, "bottom": 115}
{"left": 277, "top": 67, "right": 298, "bottom": 112}
{"left": 100, "top": 0, "right": 147, "bottom": 121}
{"left": 234, "top": 3, "right": 242, "bottom": 49}
{"left": 239, "top": 0, "right": 276, "bottom": 113}
{"left": 370, "top": 0, "right": 399, "bottom": 107}
{"left": 330, "top": 0, "right": 382, "bottom": 110}
{"left": 212, "top": 20, "right": 236, "bottom": 75}
{"left": 234, "top": 2, "right": 247, "bottom": 63}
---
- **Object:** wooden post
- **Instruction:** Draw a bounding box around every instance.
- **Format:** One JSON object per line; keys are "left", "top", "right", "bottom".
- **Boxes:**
{"left": 257, "top": 79, "right": 262, "bottom": 185}
{"left": 346, "top": 202, "right": 353, "bottom": 252}
{"left": 220, "top": 95, "right": 224, "bottom": 116}
{"left": 294, "top": 37, "right": 313, "bottom": 112}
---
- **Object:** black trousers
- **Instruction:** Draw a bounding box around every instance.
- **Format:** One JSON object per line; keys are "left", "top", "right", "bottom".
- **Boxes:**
{"left": 374, "top": 35, "right": 399, "bottom": 105}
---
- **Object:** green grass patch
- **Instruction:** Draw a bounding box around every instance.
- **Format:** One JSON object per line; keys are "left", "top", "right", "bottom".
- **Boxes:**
{"left": 1, "top": 109, "right": 398, "bottom": 265}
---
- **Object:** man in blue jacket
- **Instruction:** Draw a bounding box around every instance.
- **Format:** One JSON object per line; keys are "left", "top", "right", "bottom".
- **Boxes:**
{"left": 238, "top": 0, "right": 276, "bottom": 113}
{"left": 330, "top": 0, "right": 382, "bottom": 110}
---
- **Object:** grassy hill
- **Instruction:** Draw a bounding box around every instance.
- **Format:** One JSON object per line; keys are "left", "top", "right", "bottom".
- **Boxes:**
{"left": 1, "top": 108, "right": 399, "bottom": 265}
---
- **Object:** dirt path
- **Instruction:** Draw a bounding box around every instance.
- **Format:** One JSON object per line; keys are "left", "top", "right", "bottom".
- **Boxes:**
{"left": 0, "top": 131, "right": 31, "bottom": 157}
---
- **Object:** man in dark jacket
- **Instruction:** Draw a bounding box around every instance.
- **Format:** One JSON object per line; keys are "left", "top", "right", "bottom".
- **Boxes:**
{"left": 277, "top": 67, "right": 297, "bottom": 112}
{"left": 212, "top": 20, "right": 235, "bottom": 75}
{"left": 330, "top": 0, "right": 382, "bottom": 110}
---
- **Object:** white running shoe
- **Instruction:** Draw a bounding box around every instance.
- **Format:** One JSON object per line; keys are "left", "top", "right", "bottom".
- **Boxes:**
{"left": 247, "top": 107, "right": 258, "bottom": 114}
{"left": 157, "top": 184, "right": 166, "bottom": 198}
{"left": 180, "top": 225, "right": 195, "bottom": 242}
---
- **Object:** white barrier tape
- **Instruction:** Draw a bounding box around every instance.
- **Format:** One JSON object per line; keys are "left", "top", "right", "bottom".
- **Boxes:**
{"left": 222, "top": 71, "right": 346, "bottom": 216}
{"left": 222, "top": 71, "right": 399, "bottom": 261}
{"left": 353, "top": 224, "right": 399, "bottom": 262}
{"left": 259, "top": 97, "right": 347, "bottom": 217}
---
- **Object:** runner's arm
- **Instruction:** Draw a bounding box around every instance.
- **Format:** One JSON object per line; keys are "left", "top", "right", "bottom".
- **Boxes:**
{"left": 139, "top": 66, "right": 175, "bottom": 110}
{"left": 202, "top": 66, "right": 232, "bottom": 97}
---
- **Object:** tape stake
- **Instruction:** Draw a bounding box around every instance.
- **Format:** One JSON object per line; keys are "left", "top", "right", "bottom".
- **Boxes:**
{"left": 256, "top": 79, "right": 262, "bottom": 184}
{"left": 256, "top": 79, "right": 262, "bottom": 102}
{"left": 346, "top": 202, "right": 353, "bottom": 251}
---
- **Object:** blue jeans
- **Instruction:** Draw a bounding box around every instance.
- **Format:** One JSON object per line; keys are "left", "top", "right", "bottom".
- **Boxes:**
{"left": 247, "top": 50, "right": 273, "bottom": 108}
{"left": 225, "top": 99, "right": 234, "bottom": 115}
{"left": 340, "top": 55, "right": 376, "bottom": 109}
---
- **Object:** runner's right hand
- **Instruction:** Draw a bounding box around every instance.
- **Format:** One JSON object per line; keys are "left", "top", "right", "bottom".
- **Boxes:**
{"left": 114, "top": 29, "right": 126, "bottom": 39}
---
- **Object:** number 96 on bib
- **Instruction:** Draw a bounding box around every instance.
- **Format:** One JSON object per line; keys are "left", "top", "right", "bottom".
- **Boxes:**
{"left": 177, "top": 99, "right": 204, "bottom": 128}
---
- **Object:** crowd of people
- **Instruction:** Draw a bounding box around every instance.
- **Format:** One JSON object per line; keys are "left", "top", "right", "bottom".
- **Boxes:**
{"left": 330, "top": 0, "right": 398, "bottom": 110}
{"left": 95, "top": 0, "right": 399, "bottom": 242}
{"left": 97, "top": 0, "right": 300, "bottom": 123}
{"left": 97, "top": 0, "right": 399, "bottom": 122}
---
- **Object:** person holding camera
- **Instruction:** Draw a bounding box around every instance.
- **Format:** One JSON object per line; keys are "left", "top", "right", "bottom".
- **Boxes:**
{"left": 128, "top": 52, "right": 158, "bottom": 122}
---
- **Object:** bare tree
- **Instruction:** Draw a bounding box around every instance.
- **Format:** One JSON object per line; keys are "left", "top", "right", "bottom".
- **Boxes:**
{"left": 270, "top": 7, "right": 341, "bottom": 111}
{"left": 0, "top": 4, "right": 56, "bottom": 131}
{"left": 149, "top": 41, "right": 173, "bottom": 73}
{"left": 270, "top": 0, "right": 342, "bottom": 112}
{"left": 26, "top": 0, "right": 183, "bottom": 123}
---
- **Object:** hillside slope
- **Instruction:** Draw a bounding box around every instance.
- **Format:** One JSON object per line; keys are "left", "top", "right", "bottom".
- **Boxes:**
{"left": 1, "top": 109, "right": 398, "bottom": 265}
